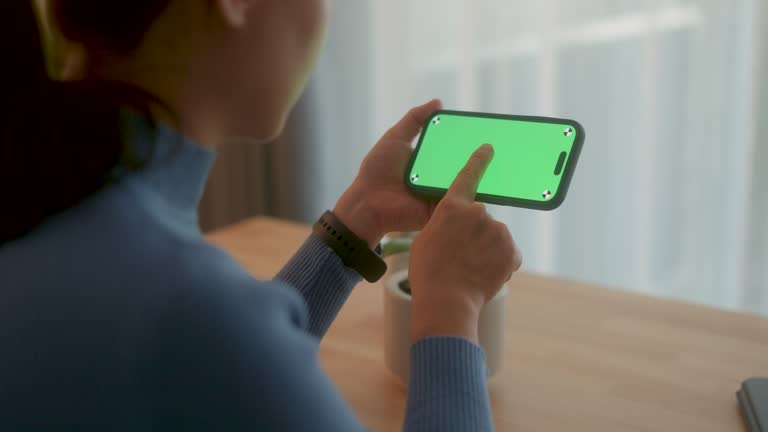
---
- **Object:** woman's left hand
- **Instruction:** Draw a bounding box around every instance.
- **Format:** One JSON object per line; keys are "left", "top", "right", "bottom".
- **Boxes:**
{"left": 334, "top": 99, "right": 443, "bottom": 247}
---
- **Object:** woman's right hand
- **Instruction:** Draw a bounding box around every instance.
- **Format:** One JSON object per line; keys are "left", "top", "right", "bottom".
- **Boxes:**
{"left": 408, "top": 144, "right": 522, "bottom": 344}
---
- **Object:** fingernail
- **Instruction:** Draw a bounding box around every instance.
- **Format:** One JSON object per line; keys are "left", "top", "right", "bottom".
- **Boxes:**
{"left": 480, "top": 143, "right": 494, "bottom": 155}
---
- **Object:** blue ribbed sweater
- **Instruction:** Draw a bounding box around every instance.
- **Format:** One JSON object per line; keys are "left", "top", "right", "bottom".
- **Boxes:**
{"left": 0, "top": 114, "right": 493, "bottom": 431}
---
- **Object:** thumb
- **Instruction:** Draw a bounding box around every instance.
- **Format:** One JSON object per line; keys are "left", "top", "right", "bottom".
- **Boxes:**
{"left": 381, "top": 99, "right": 443, "bottom": 143}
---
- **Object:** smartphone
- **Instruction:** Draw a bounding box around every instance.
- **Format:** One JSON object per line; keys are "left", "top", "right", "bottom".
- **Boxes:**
{"left": 405, "top": 110, "right": 585, "bottom": 210}
{"left": 738, "top": 377, "right": 768, "bottom": 432}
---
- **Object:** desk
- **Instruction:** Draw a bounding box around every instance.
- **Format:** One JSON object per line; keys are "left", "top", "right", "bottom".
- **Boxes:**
{"left": 208, "top": 217, "right": 768, "bottom": 431}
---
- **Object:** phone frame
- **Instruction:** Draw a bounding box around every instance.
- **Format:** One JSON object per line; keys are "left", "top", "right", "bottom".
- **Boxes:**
{"left": 405, "top": 110, "right": 585, "bottom": 211}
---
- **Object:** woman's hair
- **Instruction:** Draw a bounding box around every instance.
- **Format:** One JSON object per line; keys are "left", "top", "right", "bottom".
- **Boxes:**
{"left": 0, "top": 1, "right": 170, "bottom": 244}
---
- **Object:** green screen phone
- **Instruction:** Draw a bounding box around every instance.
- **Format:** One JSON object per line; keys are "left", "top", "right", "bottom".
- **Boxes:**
{"left": 406, "top": 110, "right": 585, "bottom": 210}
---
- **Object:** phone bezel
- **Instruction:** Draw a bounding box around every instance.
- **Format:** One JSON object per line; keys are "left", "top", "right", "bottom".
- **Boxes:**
{"left": 404, "top": 110, "right": 585, "bottom": 211}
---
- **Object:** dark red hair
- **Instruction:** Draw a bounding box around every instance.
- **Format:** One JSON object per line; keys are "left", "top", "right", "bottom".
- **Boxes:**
{"left": 0, "top": 1, "right": 170, "bottom": 243}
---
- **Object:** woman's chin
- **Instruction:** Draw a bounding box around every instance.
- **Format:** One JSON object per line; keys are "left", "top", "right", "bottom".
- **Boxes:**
{"left": 227, "top": 112, "right": 289, "bottom": 145}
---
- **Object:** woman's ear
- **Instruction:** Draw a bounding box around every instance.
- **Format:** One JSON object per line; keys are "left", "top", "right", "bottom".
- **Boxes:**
{"left": 213, "top": 0, "right": 254, "bottom": 29}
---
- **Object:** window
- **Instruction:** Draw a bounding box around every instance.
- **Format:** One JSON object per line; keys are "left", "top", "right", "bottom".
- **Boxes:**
{"left": 302, "top": 0, "right": 767, "bottom": 314}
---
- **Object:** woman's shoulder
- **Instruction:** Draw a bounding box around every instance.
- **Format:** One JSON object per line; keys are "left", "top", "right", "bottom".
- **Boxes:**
{"left": 165, "top": 232, "right": 307, "bottom": 316}
{"left": 1, "top": 177, "right": 308, "bottom": 331}
{"left": 145, "top": 234, "right": 315, "bottom": 360}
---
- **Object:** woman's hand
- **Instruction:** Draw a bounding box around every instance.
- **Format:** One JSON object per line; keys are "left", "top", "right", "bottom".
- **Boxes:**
{"left": 333, "top": 99, "right": 443, "bottom": 247}
{"left": 408, "top": 145, "right": 522, "bottom": 344}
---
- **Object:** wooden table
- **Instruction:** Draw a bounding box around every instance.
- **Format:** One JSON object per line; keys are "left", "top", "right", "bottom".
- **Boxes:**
{"left": 208, "top": 217, "right": 768, "bottom": 431}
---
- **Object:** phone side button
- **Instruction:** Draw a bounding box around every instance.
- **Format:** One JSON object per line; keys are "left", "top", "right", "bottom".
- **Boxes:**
{"left": 554, "top": 151, "right": 567, "bottom": 176}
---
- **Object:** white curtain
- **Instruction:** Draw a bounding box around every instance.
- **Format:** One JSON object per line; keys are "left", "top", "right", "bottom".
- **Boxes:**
{"left": 299, "top": 0, "right": 768, "bottom": 315}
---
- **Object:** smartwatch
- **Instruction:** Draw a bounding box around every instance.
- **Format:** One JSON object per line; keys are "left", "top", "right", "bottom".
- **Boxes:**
{"left": 313, "top": 210, "right": 387, "bottom": 283}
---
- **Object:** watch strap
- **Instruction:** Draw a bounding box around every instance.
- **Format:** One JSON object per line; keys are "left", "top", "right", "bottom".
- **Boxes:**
{"left": 313, "top": 210, "right": 387, "bottom": 283}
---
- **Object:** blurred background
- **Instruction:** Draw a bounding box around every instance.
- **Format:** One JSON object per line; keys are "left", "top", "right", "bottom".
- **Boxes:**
{"left": 139, "top": 1, "right": 768, "bottom": 316}
{"left": 31, "top": 0, "right": 768, "bottom": 315}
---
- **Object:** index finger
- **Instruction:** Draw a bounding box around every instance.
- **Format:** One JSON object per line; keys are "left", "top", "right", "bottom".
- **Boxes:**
{"left": 446, "top": 144, "right": 495, "bottom": 203}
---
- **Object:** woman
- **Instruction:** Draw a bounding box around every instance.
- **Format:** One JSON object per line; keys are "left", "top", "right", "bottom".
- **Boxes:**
{"left": 0, "top": 1, "right": 521, "bottom": 430}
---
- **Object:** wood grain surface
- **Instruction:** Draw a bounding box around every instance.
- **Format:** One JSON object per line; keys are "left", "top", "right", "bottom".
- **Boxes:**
{"left": 208, "top": 217, "right": 768, "bottom": 431}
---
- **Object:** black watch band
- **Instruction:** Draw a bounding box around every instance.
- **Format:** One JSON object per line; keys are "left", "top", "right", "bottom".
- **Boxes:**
{"left": 313, "top": 210, "right": 387, "bottom": 283}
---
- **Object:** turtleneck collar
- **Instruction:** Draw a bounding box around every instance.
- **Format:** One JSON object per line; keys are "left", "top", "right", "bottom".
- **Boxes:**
{"left": 119, "top": 109, "right": 216, "bottom": 216}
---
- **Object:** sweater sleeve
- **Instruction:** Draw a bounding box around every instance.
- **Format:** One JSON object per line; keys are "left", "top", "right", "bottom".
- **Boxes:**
{"left": 405, "top": 337, "right": 494, "bottom": 432}
{"left": 274, "top": 234, "right": 362, "bottom": 338}
{"left": 151, "top": 246, "right": 494, "bottom": 432}
{"left": 274, "top": 235, "right": 494, "bottom": 430}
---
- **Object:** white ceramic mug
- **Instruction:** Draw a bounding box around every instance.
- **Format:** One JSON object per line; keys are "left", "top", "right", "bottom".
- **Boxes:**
{"left": 383, "top": 269, "right": 507, "bottom": 385}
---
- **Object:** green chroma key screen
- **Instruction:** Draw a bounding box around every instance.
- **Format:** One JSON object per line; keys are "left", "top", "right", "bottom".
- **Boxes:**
{"left": 406, "top": 110, "right": 585, "bottom": 210}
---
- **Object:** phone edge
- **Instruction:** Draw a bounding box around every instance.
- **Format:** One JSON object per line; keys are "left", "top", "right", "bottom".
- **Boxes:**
{"left": 404, "top": 110, "right": 586, "bottom": 211}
